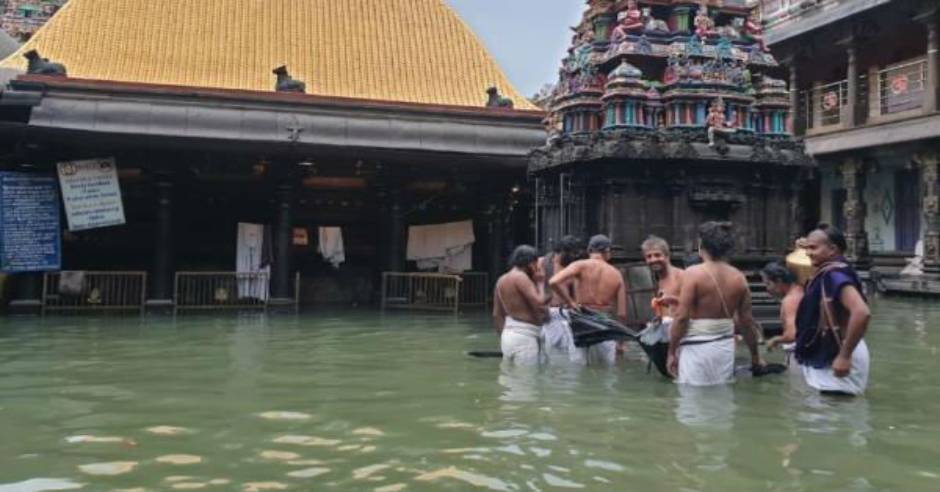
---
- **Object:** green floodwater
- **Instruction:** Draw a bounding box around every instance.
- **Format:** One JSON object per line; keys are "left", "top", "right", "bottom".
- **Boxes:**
{"left": 1, "top": 299, "right": 939, "bottom": 492}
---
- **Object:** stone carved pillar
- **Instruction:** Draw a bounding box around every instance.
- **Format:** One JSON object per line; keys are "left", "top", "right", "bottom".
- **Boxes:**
{"left": 845, "top": 42, "right": 859, "bottom": 128}
{"left": 916, "top": 151, "right": 940, "bottom": 272}
{"left": 841, "top": 158, "right": 869, "bottom": 266}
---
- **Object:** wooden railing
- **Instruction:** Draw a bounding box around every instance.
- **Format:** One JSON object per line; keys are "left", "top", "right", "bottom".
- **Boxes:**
{"left": 42, "top": 271, "right": 147, "bottom": 314}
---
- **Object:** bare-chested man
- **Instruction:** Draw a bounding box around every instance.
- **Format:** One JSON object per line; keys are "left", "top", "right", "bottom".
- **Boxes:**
{"left": 760, "top": 261, "right": 803, "bottom": 354}
{"left": 668, "top": 222, "right": 763, "bottom": 385}
{"left": 538, "top": 236, "right": 586, "bottom": 363}
{"left": 494, "top": 245, "right": 549, "bottom": 366}
{"left": 549, "top": 235, "right": 627, "bottom": 365}
{"left": 642, "top": 235, "right": 684, "bottom": 317}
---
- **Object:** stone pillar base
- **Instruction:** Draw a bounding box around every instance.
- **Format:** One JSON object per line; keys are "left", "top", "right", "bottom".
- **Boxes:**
{"left": 8, "top": 299, "right": 42, "bottom": 315}
{"left": 267, "top": 298, "right": 297, "bottom": 315}
{"left": 145, "top": 299, "right": 175, "bottom": 315}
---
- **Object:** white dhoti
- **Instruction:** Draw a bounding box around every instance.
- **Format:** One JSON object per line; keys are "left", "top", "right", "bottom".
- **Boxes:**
{"left": 580, "top": 341, "right": 617, "bottom": 366}
{"left": 542, "top": 308, "right": 584, "bottom": 364}
{"left": 677, "top": 319, "right": 735, "bottom": 386}
{"left": 501, "top": 317, "right": 542, "bottom": 366}
{"left": 801, "top": 340, "right": 870, "bottom": 396}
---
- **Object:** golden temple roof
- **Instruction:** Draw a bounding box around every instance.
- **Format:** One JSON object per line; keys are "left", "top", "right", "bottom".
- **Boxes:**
{"left": 0, "top": 0, "right": 535, "bottom": 109}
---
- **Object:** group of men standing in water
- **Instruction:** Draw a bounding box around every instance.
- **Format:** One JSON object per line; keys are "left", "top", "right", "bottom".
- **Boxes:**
{"left": 493, "top": 222, "right": 871, "bottom": 396}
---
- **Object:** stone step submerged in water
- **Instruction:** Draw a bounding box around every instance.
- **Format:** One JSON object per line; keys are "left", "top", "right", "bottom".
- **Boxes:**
{"left": 0, "top": 479, "right": 84, "bottom": 492}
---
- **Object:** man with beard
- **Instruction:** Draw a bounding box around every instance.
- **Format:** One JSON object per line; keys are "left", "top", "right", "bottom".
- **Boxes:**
{"left": 642, "top": 235, "right": 684, "bottom": 317}
{"left": 539, "top": 236, "right": 586, "bottom": 363}
{"left": 493, "top": 245, "right": 549, "bottom": 366}
{"left": 549, "top": 235, "right": 627, "bottom": 365}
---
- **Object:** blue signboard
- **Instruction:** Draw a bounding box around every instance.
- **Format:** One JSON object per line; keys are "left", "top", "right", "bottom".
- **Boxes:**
{"left": 0, "top": 172, "right": 61, "bottom": 272}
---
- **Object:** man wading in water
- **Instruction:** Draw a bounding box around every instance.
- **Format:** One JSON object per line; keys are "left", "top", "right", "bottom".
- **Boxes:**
{"left": 761, "top": 261, "right": 804, "bottom": 368}
{"left": 668, "top": 222, "right": 763, "bottom": 385}
{"left": 548, "top": 235, "right": 627, "bottom": 365}
{"left": 643, "top": 235, "right": 684, "bottom": 318}
{"left": 493, "top": 245, "right": 548, "bottom": 366}
{"left": 538, "top": 235, "right": 586, "bottom": 363}
{"left": 794, "top": 224, "right": 871, "bottom": 396}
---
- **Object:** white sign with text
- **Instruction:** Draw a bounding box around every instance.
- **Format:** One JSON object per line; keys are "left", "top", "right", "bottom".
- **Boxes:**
{"left": 57, "top": 158, "right": 126, "bottom": 231}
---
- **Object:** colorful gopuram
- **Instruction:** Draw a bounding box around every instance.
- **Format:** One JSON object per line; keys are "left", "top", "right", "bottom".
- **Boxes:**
{"left": 531, "top": 0, "right": 813, "bottom": 263}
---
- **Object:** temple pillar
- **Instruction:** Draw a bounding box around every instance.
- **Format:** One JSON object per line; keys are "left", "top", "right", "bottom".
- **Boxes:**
{"left": 841, "top": 157, "right": 869, "bottom": 268}
{"left": 925, "top": 16, "right": 939, "bottom": 114}
{"left": 270, "top": 184, "right": 294, "bottom": 306}
{"left": 788, "top": 62, "right": 802, "bottom": 135}
{"left": 8, "top": 273, "right": 43, "bottom": 314}
{"left": 385, "top": 186, "right": 406, "bottom": 272}
{"left": 146, "top": 179, "right": 174, "bottom": 312}
{"left": 844, "top": 41, "right": 859, "bottom": 128}
{"left": 487, "top": 205, "right": 506, "bottom": 287}
{"left": 916, "top": 150, "right": 940, "bottom": 272}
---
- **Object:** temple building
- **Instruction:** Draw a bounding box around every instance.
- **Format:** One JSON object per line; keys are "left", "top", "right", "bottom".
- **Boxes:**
{"left": 0, "top": 0, "right": 544, "bottom": 312}
{"left": 1, "top": 0, "right": 64, "bottom": 41}
{"left": 765, "top": 0, "right": 940, "bottom": 293}
{"left": 530, "top": 0, "right": 811, "bottom": 265}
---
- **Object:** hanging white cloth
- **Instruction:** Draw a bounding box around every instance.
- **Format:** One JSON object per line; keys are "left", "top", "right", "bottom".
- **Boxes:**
{"left": 318, "top": 226, "right": 346, "bottom": 268}
{"left": 236, "top": 222, "right": 270, "bottom": 300}
{"left": 406, "top": 220, "right": 475, "bottom": 273}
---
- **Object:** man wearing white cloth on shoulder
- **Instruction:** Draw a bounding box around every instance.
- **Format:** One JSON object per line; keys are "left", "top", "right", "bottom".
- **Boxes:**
{"left": 494, "top": 245, "right": 549, "bottom": 366}
{"left": 668, "top": 222, "right": 764, "bottom": 385}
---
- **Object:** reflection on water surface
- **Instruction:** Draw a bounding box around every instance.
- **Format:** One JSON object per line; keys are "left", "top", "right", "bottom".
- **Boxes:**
{"left": 1, "top": 299, "right": 940, "bottom": 491}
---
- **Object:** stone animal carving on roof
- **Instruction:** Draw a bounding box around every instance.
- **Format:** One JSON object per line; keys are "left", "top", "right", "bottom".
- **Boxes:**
{"left": 24, "top": 49, "right": 66, "bottom": 76}
{"left": 273, "top": 65, "right": 306, "bottom": 93}
{"left": 486, "top": 86, "right": 514, "bottom": 108}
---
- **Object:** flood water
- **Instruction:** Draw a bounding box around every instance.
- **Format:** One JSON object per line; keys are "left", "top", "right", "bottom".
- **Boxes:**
{"left": 1, "top": 298, "right": 939, "bottom": 491}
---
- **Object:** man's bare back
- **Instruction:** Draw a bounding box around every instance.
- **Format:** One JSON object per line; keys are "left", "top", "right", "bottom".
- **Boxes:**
{"left": 550, "top": 256, "right": 627, "bottom": 320}
{"left": 680, "top": 262, "right": 750, "bottom": 320}
{"left": 494, "top": 269, "right": 547, "bottom": 330}
{"left": 539, "top": 254, "right": 572, "bottom": 307}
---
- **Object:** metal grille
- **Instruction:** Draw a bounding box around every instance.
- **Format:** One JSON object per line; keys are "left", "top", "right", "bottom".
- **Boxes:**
{"left": 879, "top": 58, "right": 927, "bottom": 115}
{"left": 381, "top": 272, "right": 462, "bottom": 314}
{"left": 42, "top": 271, "right": 147, "bottom": 314}
{"left": 457, "top": 272, "right": 490, "bottom": 308}
{"left": 809, "top": 80, "right": 848, "bottom": 127}
{"left": 174, "top": 271, "right": 287, "bottom": 311}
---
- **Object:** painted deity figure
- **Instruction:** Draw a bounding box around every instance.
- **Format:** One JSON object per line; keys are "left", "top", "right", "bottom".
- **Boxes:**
{"left": 694, "top": 1, "right": 716, "bottom": 40}
{"left": 643, "top": 7, "right": 670, "bottom": 34}
{"left": 744, "top": 10, "right": 766, "bottom": 51}
{"left": 707, "top": 98, "right": 735, "bottom": 147}
{"left": 611, "top": 0, "right": 644, "bottom": 42}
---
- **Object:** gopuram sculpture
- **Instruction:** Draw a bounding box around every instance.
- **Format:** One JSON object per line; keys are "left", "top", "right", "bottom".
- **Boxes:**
{"left": 486, "top": 86, "right": 515, "bottom": 108}
{"left": 528, "top": 0, "right": 813, "bottom": 263}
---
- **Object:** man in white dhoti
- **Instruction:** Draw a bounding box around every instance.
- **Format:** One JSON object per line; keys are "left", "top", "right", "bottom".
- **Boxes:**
{"left": 794, "top": 224, "right": 871, "bottom": 396}
{"left": 549, "top": 235, "right": 628, "bottom": 366}
{"left": 538, "top": 236, "right": 585, "bottom": 364}
{"left": 494, "top": 245, "right": 549, "bottom": 366}
{"left": 668, "top": 222, "right": 763, "bottom": 386}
